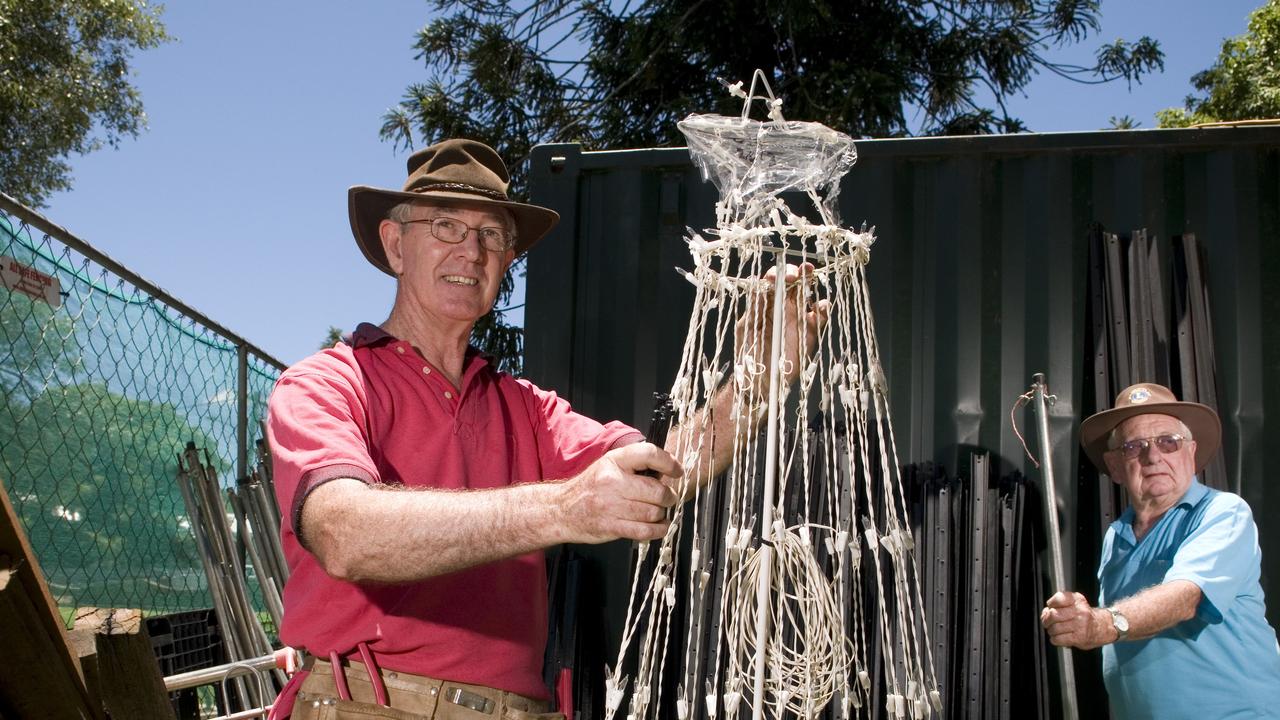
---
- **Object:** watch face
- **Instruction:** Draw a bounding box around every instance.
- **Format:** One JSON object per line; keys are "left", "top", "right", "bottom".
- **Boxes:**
{"left": 1112, "top": 609, "right": 1129, "bottom": 632}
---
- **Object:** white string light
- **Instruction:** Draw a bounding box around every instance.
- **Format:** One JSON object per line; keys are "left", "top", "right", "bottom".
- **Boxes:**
{"left": 605, "top": 70, "right": 940, "bottom": 720}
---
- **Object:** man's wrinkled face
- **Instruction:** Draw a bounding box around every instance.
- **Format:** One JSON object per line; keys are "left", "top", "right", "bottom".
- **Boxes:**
{"left": 1103, "top": 413, "right": 1198, "bottom": 510}
{"left": 380, "top": 202, "right": 515, "bottom": 325}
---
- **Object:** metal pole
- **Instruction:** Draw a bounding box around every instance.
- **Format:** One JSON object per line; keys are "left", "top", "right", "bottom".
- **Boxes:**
{"left": 750, "top": 252, "right": 789, "bottom": 720}
{"left": 165, "top": 654, "right": 277, "bottom": 691}
{"left": 238, "top": 344, "right": 249, "bottom": 482}
{"left": 1029, "top": 373, "right": 1079, "bottom": 720}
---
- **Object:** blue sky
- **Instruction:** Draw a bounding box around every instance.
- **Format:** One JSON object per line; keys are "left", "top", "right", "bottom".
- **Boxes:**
{"left": 39, "top": 0, "right": 1265, "bottom": 366}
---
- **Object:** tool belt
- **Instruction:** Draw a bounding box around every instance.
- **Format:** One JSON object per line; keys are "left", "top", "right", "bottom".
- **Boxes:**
{"left": 291, "top": 654, "right": 560, "bottom": 720}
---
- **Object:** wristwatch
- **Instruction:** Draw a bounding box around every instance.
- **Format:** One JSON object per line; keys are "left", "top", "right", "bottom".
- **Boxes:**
{"left": 1107, "top": 607, "right": 1130, "bottom": 642}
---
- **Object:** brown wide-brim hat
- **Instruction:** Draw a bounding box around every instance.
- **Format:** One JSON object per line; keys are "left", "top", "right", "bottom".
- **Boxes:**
{"left": 1079, "top": 382, "right": 1221, "bottom": 473}
{"left": 348, "top": 138, "right": 559, "bottom": 276}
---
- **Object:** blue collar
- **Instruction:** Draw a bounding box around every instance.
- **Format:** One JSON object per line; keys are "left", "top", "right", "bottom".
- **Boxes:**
{"left": 1177, "top": 478, "right": 1209, "bottom": 508}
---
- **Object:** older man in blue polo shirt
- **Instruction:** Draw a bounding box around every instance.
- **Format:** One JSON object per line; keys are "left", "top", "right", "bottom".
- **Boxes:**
{"left": 1040, "top": 382, "right": 1280, "bottom": 719}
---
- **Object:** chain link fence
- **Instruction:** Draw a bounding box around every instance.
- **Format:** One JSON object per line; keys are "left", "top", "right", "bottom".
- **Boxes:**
{"left": 0, "top": 193, "right": 284, "bottom": 632}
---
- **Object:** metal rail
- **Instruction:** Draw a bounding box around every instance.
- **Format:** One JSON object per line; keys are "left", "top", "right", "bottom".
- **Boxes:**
{"left": 164, "top": 654, "right": 276, "bottom": 691}
{"left": 164, "top": 654, "right": 278, "bottom": 720}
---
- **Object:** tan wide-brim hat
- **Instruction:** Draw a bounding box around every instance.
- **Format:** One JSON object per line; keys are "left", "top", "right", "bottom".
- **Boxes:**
{"left": 1079, "top": 382, "right": 1221, "bottom": 472}
{"left": 348, "top": 138, "right": 559, "bottom": 276}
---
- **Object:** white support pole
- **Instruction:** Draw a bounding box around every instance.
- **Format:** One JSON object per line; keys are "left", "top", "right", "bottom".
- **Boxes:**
{"left": 751, "top": 251, "right": 790, "bottom": 720}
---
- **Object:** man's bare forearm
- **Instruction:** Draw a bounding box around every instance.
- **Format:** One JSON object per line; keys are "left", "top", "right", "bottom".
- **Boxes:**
{"left": 1042, "top": 580, "right": 1202, "bottom": 649}
{"left": 300, "top": 443, "right": 681, "bottom": 584}
{"left": 1110, "top": 579, "right": 1201, "bottom": 641}
{"left": 665, "top": 382, "right": 756, "bottom": 497}
{"left": 303, "top": 478, "right": 568, "bottom": 583}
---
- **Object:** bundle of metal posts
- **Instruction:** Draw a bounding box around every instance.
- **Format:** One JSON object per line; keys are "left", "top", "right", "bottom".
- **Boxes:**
{"left": 229, "top": 439, "right": 288, "bottom": 632}
{"left": 1086, "top": 225, "right": 1225, "bottom": 490}
{"left": 904, "top": 457, "right": 1053, "bottom": 719}
{"left": 175, "top": 442, "right": 284, "bottom": 711}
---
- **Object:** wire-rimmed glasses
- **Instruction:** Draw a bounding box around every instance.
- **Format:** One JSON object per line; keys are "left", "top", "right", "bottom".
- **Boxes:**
{"left": 400, "top": 216, "right": 515, "bottom": 252}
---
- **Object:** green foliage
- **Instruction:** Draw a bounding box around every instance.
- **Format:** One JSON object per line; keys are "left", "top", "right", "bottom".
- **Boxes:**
{"left": 1, "top": 382, "right": 223, "bottom": 609}
{"left": 0, "top": 0, "right": 170, "bottom": 206}
{"left": 320, "top": 325, "right": 345, "bottom": 349}
{"left": 1, "top": 219, "right": 82, "bottom": 400}
{"left": 381, "top": 1, "right": 1162, "bottom": 373}
{"left": 0, "top": 278, "right": 81, "bottom": 401}
{"left": 382, "top": 0, "right": 1163, "bottom": 157}
{"left": 472, "top": 258, "right": 524, "bottom": 375}
{"left": 1158, "top": 0, "right": 1280, "bottom": 127}
{"left": 3, "top": 214, "right": 227, "bottom": 609}
{"left": 1108, "top": 115, "right": 1141, "bottom": 130}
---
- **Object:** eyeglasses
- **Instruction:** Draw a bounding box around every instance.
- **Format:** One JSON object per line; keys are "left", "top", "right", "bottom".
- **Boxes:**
{"left": 400, "top": 217, "right": 515, "bottom": 252}
{"left": 1109, "top": 434, "right": 1187, "bottom": 460}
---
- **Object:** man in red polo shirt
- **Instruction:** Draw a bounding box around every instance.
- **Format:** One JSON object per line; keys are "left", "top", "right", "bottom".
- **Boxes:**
{"left": 267, "top": 139, "right": 826, "bottom": 719}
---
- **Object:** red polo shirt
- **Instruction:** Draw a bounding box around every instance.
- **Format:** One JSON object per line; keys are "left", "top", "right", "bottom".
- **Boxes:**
{"left": 267, "top": 323, "right": 640, "bottom": 699}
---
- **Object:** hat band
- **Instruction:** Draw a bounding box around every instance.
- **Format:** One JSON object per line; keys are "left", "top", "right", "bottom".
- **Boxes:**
{"left": 409, "top": 182, "right": 508, "bottom": 202}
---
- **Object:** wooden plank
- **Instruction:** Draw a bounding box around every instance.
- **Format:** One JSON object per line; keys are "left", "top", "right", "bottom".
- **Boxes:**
{"left": 66, "top": 626, "right": 103, "bottom": 715}
{"left": 78, "top": 608, "right": 174, "bottom": 720}
{"left": 0, "top": 475, "right": 102, "bottom": 719}
{"left": 0, "top": 558, "right": 97, "bottom": 719}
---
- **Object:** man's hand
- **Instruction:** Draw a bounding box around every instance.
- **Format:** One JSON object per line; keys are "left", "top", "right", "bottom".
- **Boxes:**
{"left": 735, "top": 262, "right": 831, "bottom": 394}
{"left": 556, "top": 442, "right": 683, "bottom": 544}
{"left": 1040, "top": 591, "right": 1115, "bottom": 650}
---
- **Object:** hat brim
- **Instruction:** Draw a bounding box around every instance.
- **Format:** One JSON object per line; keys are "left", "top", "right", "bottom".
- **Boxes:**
{"left": 1079, "top": 400, "right": 1221, "bottom": 474}
{"left": 348, "top": 186, "right": 560, "bottom": 276}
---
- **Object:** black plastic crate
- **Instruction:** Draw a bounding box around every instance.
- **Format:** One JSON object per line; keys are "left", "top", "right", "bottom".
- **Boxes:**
{"left": 146, "top": 608, "right": 226, "bottom": 677}
{"left": 146, "top": 609, "right": 227, "bottom": 720}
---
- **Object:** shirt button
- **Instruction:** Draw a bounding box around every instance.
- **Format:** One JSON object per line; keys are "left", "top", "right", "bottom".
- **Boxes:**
{"left": 422, "top": 366, "right": 431, "bottom": 375}
{"left": 396, "top": 346, "right": 405, "bottom": 354}
{"left": 444, "top": 391, "right": 453, "bottom": 399}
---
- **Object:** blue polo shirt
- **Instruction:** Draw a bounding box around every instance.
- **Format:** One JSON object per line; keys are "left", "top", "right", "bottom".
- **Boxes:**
{"left": 1098, "top": 480, "right": 1280, "bottom": 719}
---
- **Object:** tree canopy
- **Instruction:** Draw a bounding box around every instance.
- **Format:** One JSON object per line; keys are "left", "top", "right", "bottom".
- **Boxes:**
{"left": 382, "top": 0, "right": 1164, "bottom": 168}
{"left": 1, "top": 381, "right": 224, "bottom": 610}
{"left": 1158, "top": 0, "right": 1280, "bottom": 127}
{"left": 0, "top": 0, "right": 170, "bottom": 207}
{"left": 381, "top": 1, "right": 1162, "bottom": 372}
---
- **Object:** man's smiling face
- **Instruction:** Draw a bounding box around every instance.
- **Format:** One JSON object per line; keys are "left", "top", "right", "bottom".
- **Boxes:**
{"left": 382, "top": 202, "right": 516, "bottom": 327}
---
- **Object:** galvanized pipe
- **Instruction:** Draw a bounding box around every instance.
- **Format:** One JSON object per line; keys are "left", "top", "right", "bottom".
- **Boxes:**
{"left": 166, "top": 655, "right": 276, "bottom": 720}
{"left": 1029, "top": 373, "right": 1079, "bottom": 720}
{"left": 208, "top": 707, "right": 271, "bottom": 720}
{"left": 165, "top": 654, "right": 277, "bottom": 691}
{"left": 238, "top": 344, "right": 249, "bottom": 481}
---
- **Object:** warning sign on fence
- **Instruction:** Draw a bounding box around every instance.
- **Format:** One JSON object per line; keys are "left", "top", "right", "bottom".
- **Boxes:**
{"left": 1, "top": 255, "right": 61, "bottom": 308}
